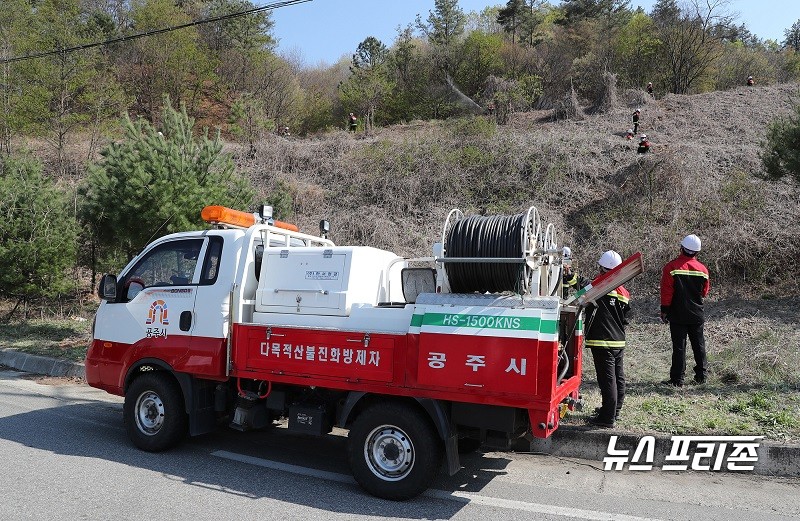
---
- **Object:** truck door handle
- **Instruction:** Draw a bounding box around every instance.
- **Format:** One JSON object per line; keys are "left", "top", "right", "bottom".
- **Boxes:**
{"left": 180, "top": 311, "right": 192, "bottom": 331}
{"left": 346, "top": 333, "right": 370, "bottom": 347}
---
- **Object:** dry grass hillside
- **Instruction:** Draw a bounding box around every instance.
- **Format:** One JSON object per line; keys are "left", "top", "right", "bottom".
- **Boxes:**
{"left": 230, "top": 82, "right": 800, "bottom": 302}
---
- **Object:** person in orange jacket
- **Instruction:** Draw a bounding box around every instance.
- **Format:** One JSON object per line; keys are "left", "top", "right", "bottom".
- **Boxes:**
{"left": 637, "top": 134, "right": 650, "bottom": 154}
{"left": 660, "top": 234, "right": 710, "bottom": 386}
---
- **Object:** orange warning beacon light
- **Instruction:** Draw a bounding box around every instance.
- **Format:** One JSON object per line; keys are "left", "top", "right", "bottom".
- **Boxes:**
{"left": 201, "top": 205, "right": 299, "bottom": 232}
{"left": 201, "top": 205, "right": 255, "bottom": 228}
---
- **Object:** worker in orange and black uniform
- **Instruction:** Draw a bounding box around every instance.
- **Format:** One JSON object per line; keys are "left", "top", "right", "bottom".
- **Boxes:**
{"left": 564, "top": 251, "right": 631, "bottom": 428}
{"left": 637, "top": 134, "right": 650, "bottom": 154}
{"left": 660, "top": 234, "right": 710, "bottom": 387}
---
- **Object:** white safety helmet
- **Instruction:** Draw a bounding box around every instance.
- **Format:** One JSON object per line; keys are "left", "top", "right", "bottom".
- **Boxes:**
{"left": 640, "top": 134, "right": 647, "bottom": 139}
{"left": 598, "top": 250, "right": 622, "bottom": 270}
{"left": 681, "top": 234, "right": 702, "bottom": 253}
{"left": 562, "top": 246, "right": 572, "bottom": 258}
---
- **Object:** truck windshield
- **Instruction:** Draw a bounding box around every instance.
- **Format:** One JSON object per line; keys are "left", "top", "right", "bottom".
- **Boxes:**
{"left": 123, "top": 239, "right": 204, "bottom": 295}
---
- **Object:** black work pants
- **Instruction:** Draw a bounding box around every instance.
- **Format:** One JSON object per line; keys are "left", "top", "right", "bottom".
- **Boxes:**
{"left": 669, "top": 322, "right": 707, "bottom": 384}
{"left": 590, "top": 347, "right": 625, "bottom": 423}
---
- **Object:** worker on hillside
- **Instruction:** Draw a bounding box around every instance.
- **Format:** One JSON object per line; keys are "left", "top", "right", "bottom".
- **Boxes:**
{"left": 637, "top": 134, "right": 650, "bottom": 154}
{"left": 660, "top": 234, "right": 710, "bottom": 387}
{"left": 487, "top": 102, "right": 495, "bottom": 116}
{"left": 625, "top": 128, "right": 634, "bottom": 140}
{"left": 632, "top": 109, "right": 640, "bottom": 134}
{"left": 565, "top": 251, "right": 631, "bottom": 428}
{"left": 747, "top": 75, "right": 755, "bottom": 86}
{"left": 348, "top": 112, "right": 358, "bottom": 132}
{"left": 646, "top": 82, "right": 654, "bottom": 98}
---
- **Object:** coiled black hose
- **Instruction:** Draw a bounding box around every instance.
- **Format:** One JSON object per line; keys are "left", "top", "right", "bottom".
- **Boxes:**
{"left": 444, "top": 214, "right": 529, "bottom": 293}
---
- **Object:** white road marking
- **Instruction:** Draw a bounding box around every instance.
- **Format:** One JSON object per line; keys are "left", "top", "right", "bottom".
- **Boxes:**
{"left": 212, "top": 450, "right": 664, "bottom": 521}
{"left": 212, "top": 450, "right": 356, "bottom": 484}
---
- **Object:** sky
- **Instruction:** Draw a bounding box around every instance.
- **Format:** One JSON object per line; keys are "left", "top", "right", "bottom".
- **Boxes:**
{"left": 270, "top": 0, "right": 799, "bottom": 66}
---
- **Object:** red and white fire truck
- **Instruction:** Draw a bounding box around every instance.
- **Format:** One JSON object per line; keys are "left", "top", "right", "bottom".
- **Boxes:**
{"left": 86, "top": 204, "right": 641, "bottom": 500}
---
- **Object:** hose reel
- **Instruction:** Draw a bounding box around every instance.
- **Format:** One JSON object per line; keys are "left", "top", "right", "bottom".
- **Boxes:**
{"left": 440, "top": 206, "right": 558, "bottom": 295}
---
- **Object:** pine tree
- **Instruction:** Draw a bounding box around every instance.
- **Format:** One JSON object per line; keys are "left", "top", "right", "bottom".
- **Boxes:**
{"left": 762, "top": 101, "right": 800, "bottom": 185}
{"left": 0, "top": 154, "right": 78, "bottom": 316}
{"left": 417, "top": 0, "right": 466, "bottom": 75}
{"left": 79, "top": 99, "right": 254, "bottom": 268}
{"left": 784, "top": 20, "right": 800, "bottom": 52}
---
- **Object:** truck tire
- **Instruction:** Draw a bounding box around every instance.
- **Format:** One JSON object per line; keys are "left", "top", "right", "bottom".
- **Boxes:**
{"left": 124, "top": 372, "right": 187, "bottom": 452}
{"left": 347, "top": 402, "right": 443, "bottom": 500}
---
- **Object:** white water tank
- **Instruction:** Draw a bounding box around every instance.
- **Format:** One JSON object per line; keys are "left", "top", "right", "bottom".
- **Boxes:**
{"left": 254, "top": 246, "right": 404, "bottom": 316}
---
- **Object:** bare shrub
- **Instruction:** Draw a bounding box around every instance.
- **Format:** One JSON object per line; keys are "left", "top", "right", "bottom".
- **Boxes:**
{"left": 624, "top": 88, "right": 650, "bottom": 108}
{"left": 596, "top": 71, "right": 618, "bottom": 113}
{"left": 551, "top": 85, "right": 583, "bottom": 121}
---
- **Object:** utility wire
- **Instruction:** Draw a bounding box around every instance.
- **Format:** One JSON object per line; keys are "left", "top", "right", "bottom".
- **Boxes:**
{"left": 0, "top": 0, "right": 311, "bottom": 65}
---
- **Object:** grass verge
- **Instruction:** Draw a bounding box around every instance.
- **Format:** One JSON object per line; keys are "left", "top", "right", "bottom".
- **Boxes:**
{"left": 565, "top": 317, "right": 800, "bottom": 442}
{"left": 0, "top": 319, "right": 92, "bottom": 363}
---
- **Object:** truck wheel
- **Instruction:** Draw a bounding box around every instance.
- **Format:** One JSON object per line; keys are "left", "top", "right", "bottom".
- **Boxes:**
{"left": 124, "top": 373, "right": 187, "bottom": 452}
{"left": 347, "top": 402, "right": 443, "bottom": 500}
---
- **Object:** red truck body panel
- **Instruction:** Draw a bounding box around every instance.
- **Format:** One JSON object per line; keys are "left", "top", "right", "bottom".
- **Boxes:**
{"left": 230, "top": 322, "right": 582, "bottom": 437}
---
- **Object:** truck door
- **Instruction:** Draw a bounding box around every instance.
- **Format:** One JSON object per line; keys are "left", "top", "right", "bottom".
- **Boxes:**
{"left": 93, "top": 238, "right": 204, "bottom": 386}
{"left": 184, "top": 235, "right": 231, "bottom": 377}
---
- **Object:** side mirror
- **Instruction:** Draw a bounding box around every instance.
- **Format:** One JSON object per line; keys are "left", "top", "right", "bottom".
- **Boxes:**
{"left": 98, "top": 274, "right": 118, "bottom": 301}
{"left": 319, "top": 219, "right": 330, "bottom": 239}
{"left": 401, "top": 268, "right": 436, "bottom": 304}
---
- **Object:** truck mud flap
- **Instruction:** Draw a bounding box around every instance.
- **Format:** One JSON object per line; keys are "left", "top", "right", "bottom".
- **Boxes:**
{"left": 174, "top": 372, "right": 217, "bottom": 436}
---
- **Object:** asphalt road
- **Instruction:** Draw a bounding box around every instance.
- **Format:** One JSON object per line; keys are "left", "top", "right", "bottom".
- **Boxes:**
{"left": 0, "top": 369, "right": 798, "bottom": 521}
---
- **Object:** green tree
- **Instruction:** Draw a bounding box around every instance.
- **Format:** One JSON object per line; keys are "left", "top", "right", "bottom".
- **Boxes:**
{"left": 454, "top": 31, "right": 504, "bottom": 97}
{"left": 202, "top": 0, "right": 275, "bottom": 91}
{"left": 0, "top": 0, "right": 40, "bottom": 156}
{"left": 381, "top": 25, "right": 442, "bottom": 122}
{"left": 558, "top": 0, "right": 631, "bottom": 25}
{"left": 22, "top": 0, "right": 125, "bottom": 175}
{"left": 497, "top": 0, "right": 545, "bottom": 76}
{"left": 79, "top": 99, "right": 254, "bottom": 268}
{"left": 339, "top": 37, "right": 392, "bottom": 133}
{"left": 0, "top": 154, "right": 78, "bottom": 318}
{"left": 613, "top": 11, "right": 659, "bottom": 88}
{"left": 226, "top": 51, "right": 302, "bottom": 149}
{"left": 651, "top": 0, "right": 733, "bottom": 94}
{"left": 417, "top": 0, "right": 466, "bottom": 76}
{"left": 761, "top": 100, "right": 800, "bottom": 184}
{"left": 497, "top": 0, "right": 527, "bottom": 44}
{"left": 295, "top": 62, "right": 345, "bottom": 133}
{"left": 784, "top": 20, "right": 800, "bottom": 52}
{"left": 124, "top": 0, "right": 214, "bottom": 120}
